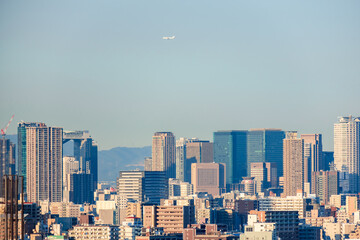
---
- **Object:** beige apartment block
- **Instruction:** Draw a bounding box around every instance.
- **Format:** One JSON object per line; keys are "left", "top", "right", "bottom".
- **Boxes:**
{"left": 152, "top": 132, "right": 175, "bottom": 178}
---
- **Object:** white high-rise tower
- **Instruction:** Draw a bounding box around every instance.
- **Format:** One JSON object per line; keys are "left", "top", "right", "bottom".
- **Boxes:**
{"left": 334, "top": 116, "right": 360, "bottom": 193}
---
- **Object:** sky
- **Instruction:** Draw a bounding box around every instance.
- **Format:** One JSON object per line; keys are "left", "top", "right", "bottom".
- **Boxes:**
{"left": 0, "top": 0, "right": 359, "bottom": 150}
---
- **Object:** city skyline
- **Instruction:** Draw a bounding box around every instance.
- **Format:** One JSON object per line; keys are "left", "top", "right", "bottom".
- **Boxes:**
{"left": 1, "top": 0, "right": 359, "bottom": 150}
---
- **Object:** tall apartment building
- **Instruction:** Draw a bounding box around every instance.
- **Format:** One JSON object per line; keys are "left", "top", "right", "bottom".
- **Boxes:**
{"left": 18, "top": 122, "right": 44, "bottom": 193}
{"left": 214, "top": 131, "right": 247, "bottom": 185}
{"left": 144, "top": 157, "right": 152, "bottom": 171}
{"left": 152, "top": 132, "right": 175, "bottom": 178}
{"left": 301, "top": 134, "right": 323, "bottom": 189}
{"left": 25, "top": 124, "right": 63, "bottom": 202}
{"left": 176, "top": 138, "right": 213, "bottom": 183}
{"left": 283, "top": 132, "right": 304, "bottom": 196}
{"left": 334, "top": 116, "right": 360, "bottom": 193}
{"left": 247, "top": 129, "right": 285, "bottom": 177}
{"left": 191, "top": 163, "right": 226, "bottom": 196}
{"left": 311, "top": 170, "right": 339, "bottom": 204}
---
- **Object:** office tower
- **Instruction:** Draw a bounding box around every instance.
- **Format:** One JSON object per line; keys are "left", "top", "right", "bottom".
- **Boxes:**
{"left": 0, "top": 138, "right": 15, "bottom": 182}
{"left": 63, "top": 130, "right": 98, "bottom": 193}
{"left": 144, "top": 157, "right": 152, "bottom": 171}
{"left": 62, "top": 156, "right": 80, "bottom": 202}
{"left": 26, "top": 125, "right": 63, "bottom": 202}
{"left": 152, "top": 132, "right": 175, "bottom": 178}
{"left": 301, "top": 134, "right": 323, "bottom": 187}
{"left": 323, "top": 151, "right": 334, "bottom": 171}
{"left": 311, "top": 171, "right": 339, "bottom": 204}
{"left": 69, "top": 173, "right": 94, "bottom": 204}
{"left": 117, "top": 171, "right": 168, "bottom": 208}
{"left": 247, "top": 129, "right": 285, "bottom": 177}
{"left": 176, "top": 138, "right": 213, "bottom": 183}
{"left": 17, "top": 122, "right": 44, "bottom": 193}
{"left": 283, "top": 132, "right": 304, "bottom": 196}
{"left": 214, "top": 130, "right": 247, "bottom": 185}
{"left": 334, "top": 116, "right": 360, "bottom": 193}
{"left": 186, "top": 139, "right": 213, "bottom": 163}
{"left": 176, "top": 138, "right": 188, "bottom": 182}
{"left": 191, "top": 163, "right": 225, "bottom": 196}
{"left": 250, "top": 162, "right": 277, "bottom": 193}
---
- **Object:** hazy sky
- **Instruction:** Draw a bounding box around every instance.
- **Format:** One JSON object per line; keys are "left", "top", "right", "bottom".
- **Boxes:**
{"left": 1, "top": 0, "right": 359, "bottom": 150}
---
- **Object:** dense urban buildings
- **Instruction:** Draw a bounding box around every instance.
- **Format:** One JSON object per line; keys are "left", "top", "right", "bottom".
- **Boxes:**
{"left": 8, "top": 116, "right": 360, "bottom": 240}
{"left": 152, "top": 132, "right": 176, "bottom": 178}
{"left": 0, "top": 138, "right": 15, "bottom": 182}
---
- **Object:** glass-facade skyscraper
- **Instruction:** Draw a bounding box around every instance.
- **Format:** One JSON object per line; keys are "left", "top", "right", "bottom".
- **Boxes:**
{"left": 247, "top": 129, "right": 285, "bottom": 177}
{"left": 213, "top": 130, "right": 247, "bottom": 185}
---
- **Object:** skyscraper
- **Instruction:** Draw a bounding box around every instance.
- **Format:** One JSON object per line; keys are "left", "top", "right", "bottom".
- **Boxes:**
{"left": 283, "top": 132, "right": 304, "bottom": 197}
{"left": 214, "top": 130, "right": 247, "bottom": 185}
{"left": 311, "top": 170, "right": 339, "bottom": 204}
{"left": 152, "top": 132, "right": 175, "bottom": 179}
{"left": 250, "top": 162, "right": 277, "bottom": 193}
{"left": 26, "top": 124, "right": 63, "bottom": 202}
{"left": 301, "top": 134, "right": 323, "bottom": 188}
{"left": 63, "top": 130, "right": 98, "bottom": 192}
{"left": 17, "top": 122, "right": 44, "bottom": 193}
{"left": 176, "top": 138, "right": 213, "bottom": 183}
{"left": 0, "top": 138, "right": 15, "bottom": 180}
{"left": 334, "top": 116, "right": 360, "bottom": 193}
{"left": 247, "top": 129, "right": 285, "bottom": 177}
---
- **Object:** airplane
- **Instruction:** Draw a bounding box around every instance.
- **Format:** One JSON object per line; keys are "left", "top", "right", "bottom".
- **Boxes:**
{"left": 162, "top": 36, "right": 175, "bottom": 40}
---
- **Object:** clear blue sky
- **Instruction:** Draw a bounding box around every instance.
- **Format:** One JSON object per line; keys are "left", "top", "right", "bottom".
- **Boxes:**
{"left": 1, "top": 0, "right": 359, "bottom": 150}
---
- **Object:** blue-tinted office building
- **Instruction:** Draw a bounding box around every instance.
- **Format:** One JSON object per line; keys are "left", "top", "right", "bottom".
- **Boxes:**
{"left": 247, "top": 129, "right": 285, "bottom": 177}
{"left": 213, "top": 131, "right": 247, "bottom": 185}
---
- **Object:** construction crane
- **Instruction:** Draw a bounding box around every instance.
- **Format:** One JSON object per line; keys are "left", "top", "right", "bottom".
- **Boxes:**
{"left": 1, "top": 114, "right": 15, "bottom": 140}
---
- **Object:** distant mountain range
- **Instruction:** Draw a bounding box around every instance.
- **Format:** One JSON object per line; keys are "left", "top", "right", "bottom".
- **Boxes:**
{"left": 6, "top": 134, "right": 151, "bottom": 182}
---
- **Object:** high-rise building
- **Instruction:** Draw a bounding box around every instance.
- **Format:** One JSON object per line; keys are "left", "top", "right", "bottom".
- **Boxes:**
{"left": 301, "top": 134, "right": 323, "bottom": 188}
{"left": 176, "top": 138, "right": 213, "bottom": 183}
{"left": 311, "top": 170, "right": 339, "bottom": 204}
{"left": 191, "top": 163, "right": 226, "bottom": 196}
{"left": 26, "top": 124, "right": 63, "bottom": 202}
{"left": 250, "top": 162, "right": 277, "bottom": 193}
{"left": 63, "top": 130, "right": 98, "bottom": 193}
{"left": 0, "top": 138, "right": 15, "bottom": 181}
{"left": 176, "top": 138, "right": 188, "bottom": 182}
{"left": 323, "top": 151, "right": 334, "bottom": 171}
{"left": 17, "top": 122, "right": 44, "bottom": 193}
{"left": 247, "top": 129, "right": 285, "bottom": 177}
{"left": 144, "top": 157, "right": 152, "bottom": 171}
{"left": 213, "top": 131, "right": 247, "bottom": 185}
{"left": 334, "top": 116, "right": 360, "bottom": 193}
{"left": 62, "top": 156, "right": 80, "bottom": 202}
{"left": 283, "top": 132, "right": 304, "bottom": 197}
{"left": 69, "top": 173, "right": 94, "bottom": 204}
{"left": 152, "top": 132, "right": 175, "bottom": 179}
{"left": 117, "top": 171, "right": 168, "bottom": 208}
{"left": 186, "top": 139, "right": 213, "bottom": 163}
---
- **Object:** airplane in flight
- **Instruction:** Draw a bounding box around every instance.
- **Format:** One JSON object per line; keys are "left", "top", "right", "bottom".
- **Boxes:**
{"left": 162, "top": 36, "right": 175, "bottom": 40}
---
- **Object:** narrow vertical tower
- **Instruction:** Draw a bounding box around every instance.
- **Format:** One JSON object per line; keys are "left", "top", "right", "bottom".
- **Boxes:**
{"left": 334, "top": 116, "right": 360, "bottom": 193}
{"left": 283, "top": 131, "right": 304, "bottom": 196}
{"left": 152, "top": 132, "right": 175, "bottom": 178}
